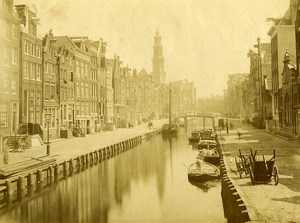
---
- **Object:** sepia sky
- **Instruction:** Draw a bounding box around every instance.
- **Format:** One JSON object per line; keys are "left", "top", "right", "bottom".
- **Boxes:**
{"left": 25, "top": 0, "right": 289, "bottom": 97}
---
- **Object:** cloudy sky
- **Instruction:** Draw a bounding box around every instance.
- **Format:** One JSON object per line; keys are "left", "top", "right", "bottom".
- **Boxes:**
{"left": 26, "top": 0, "right": 289, "bottom": 97}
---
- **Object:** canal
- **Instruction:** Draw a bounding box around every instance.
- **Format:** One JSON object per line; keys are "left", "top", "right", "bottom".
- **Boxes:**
{"left": 0, "top": 119, "right": 226, "bottom": 223}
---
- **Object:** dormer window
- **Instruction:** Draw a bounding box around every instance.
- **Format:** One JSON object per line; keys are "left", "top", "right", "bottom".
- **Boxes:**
{"left": 5, "top": 0, "right": 13, "bottom": 14}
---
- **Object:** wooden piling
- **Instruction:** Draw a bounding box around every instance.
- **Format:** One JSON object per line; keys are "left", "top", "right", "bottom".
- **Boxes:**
{"left": 36, "top": 169, "right": 43, "bottom": 192}
{"left": 49, "top": 166, "right": 54, "bottom": 185}
{"left": 27, "top": 172, "right": 34, "bottom": 196}
{"left": 63, "top": 161, "right": 68, "bottom": 178}
{"left": 54, "top": 164, "right": 59, "bottom": 183}
{"left": 17, "top": 176, "right": 25, "bottom": 201}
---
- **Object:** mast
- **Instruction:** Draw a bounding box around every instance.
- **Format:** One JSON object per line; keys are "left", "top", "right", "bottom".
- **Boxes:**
{"left": 169, "top": 82, "right": 172, "bottom": 125}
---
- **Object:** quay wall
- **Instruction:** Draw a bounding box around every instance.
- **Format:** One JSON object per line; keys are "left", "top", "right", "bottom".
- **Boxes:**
{"left": 0, "top": 129, "right": 161, "bottom": 210}
{"left": 215, "top": 134, "right": 251, "bottom": 223}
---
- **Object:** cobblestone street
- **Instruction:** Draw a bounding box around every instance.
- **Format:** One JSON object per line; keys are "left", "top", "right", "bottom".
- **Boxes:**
{"left": 221, "top": 119, "right": 300, "bottom": 222}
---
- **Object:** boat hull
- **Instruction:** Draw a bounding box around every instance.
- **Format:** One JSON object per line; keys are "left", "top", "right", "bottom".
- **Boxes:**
{"left": 187, "top": 161, "right": 220, "bottom": 183}
{"left": 201, "top": 149, "right": 220, "bottom": 165}
{"left": 188, "top": 138, "right": 200, "bottom": 143}
{"left": 188, "top": 173, "right": 219, "bottom": 182}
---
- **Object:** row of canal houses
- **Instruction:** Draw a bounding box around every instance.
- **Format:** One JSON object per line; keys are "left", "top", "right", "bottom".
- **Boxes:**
{"left": 225, "top": 0, "right": 300, "bottom": 139}
{"left": 1, "top": 1, "right": 197, "bottom": 145}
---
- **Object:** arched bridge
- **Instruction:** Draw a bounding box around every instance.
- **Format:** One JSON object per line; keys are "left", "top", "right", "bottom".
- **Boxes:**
{"left": 174, "top": 114, "right": 217, "bottom": 129}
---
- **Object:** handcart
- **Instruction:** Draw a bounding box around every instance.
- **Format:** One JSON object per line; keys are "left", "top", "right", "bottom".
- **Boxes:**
{"left": 6, "top": 134, "right": 28, "bottom": 152}
{"left": 248, "top": 148, "right": 279, "bottom": 185}
{"left": 235, "top": 149, "right": 252, "bottom": 179}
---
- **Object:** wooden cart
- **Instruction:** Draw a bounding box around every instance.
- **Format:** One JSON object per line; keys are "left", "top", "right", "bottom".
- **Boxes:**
{"left": 248, "top": 149, "right": 279, "bottom": 185}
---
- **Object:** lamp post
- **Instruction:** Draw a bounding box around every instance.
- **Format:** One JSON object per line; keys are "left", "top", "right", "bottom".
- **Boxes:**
{"left": 45, "top": 113, "right": 51, "bottom": 156}
{"left": 226, "top": 112, "right": 229, "bottom": 134}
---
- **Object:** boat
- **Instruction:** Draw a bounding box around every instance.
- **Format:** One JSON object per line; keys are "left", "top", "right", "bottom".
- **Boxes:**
{"left": 161, "top": 83, "right": 179, "bottom": 137}
{"left": 187, "top": 160, "right": 220, "bottom": 182}
{"left": 199, "top": 129, "right": 215, "bottom": 140}
{"left": 197, "top": 139, "right": 217, "bottom": 150}
{"left": 201, "top": 148, "right": 220, "bottom": 165}
{"left": 188, "top": 130, "right": 201, "bottom": 143}
{"left": 161, "top": 124, "right": 179, "bottom": 135}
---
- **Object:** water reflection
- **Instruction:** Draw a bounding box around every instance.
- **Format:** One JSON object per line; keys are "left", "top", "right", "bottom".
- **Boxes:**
{"left": 188, "top": 179, "right": 219, "bottom": 192}
{"left": 0, "top": 120, "right": 226, "bottom": 223}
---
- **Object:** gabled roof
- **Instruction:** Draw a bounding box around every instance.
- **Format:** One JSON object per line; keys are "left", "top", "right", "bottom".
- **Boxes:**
{"left": 55, "top": 36, "right": 77, "bottom": 49}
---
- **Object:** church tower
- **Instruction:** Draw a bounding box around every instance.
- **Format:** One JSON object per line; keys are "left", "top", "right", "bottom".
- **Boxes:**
{"left": 151, "top": 31, "right": 166, "bottom": 84}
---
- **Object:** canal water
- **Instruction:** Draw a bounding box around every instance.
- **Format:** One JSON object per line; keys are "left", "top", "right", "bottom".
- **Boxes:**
{"left": 0, "top": 119, "right": 226, "bottom": 223}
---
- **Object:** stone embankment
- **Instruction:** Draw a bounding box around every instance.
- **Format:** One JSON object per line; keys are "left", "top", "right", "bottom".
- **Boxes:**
{"left": 0, "top": 120, "right": 166, "bottom": 210}
{"left": 215, "top": 133, "right": 250, "bottom": 223}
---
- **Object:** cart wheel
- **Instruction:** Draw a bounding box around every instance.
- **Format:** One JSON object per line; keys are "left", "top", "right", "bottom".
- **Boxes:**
{"left": 249, "top": 167, "right": 255, "bottom": 185}
{"left": 21, "top": 144, "right": 26, "bottom": 151}
{"left": 235, "top": 157, "right": 243, "bottom": 179}
{"left": 271, "top": 166, "right": 279, "bottom": 186}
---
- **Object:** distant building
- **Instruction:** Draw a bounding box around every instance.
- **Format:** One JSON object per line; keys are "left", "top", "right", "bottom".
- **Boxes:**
{"left": 267, "top": 0, "right": 297, "bottom": 130}
{"left": 15, "top": 4, "right": 43, "bottom": 127}
{"left": 104, "top": 59, "right": 114, "bottom": 126}
{"left": 247, "top": 41, "right": 272, "bottom": 128}
{"left": 226, "top": 73, "right": 248, "bottom": 118}
{"left": 171, "top": 80, "right": 196, "bottom": 117}
{"left": 151, "top": 31, "right": 166, "bottom": 84}
{"left": 280, "top": 50, "right": 298, "bottom": 135}
{"left": 0, "top": 0, "right": 20, "bottom": 140}
{"left": 42, "top": 30, "right": 60, "bottom": 140}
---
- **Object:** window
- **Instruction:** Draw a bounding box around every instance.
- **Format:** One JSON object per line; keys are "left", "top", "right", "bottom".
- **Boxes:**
{"left": 3, "top": 74, "right": 8, "bottom": 93}
{"left": 48, "top": 48, "right": 52, "bottom": 59}
{"left": 31, "top": 63, "right": 35, "bottom": 80}
{"left": 0, "top": 104, "right": 8, "bottom": 127}
{"left": 11, "top": 75, "right": 16, "bottom": 94}
{"left": 51, "top": 109, "right": 55, "bottom": 128}
{"left": 51, "top": 84, "right": 56, "bottom": 100}
{"left": 29, "top": 43, "right": 33, "bottom": 56}
{"left": 81, "top": 103, "right": 84, "bottom": 114}
{"left": 85, "top": 102, "right": 88, "bottom": 114}
{"left": 52, "top": 64, "right": 56, "bottom": 74}
{"left": 76, "top": 83, "right": 80, "bottom": 97}
{"left": 36, "top": 64, "right": 41, "bottom": 81}
{"left": 45, "top": 83, "right": 50, "bottom": 100}
{"left": 69, "top": 72, "right": 74, "bottom": 82}
{"left": 76, "top": 60, "right": 79, "bottom": 73}
{"left": 24, "top": 41, "right": 28, "bottom": 54}
{"left": 63, "top": 105, "right": 67, "bottom": 120}
{"left": 4, "top": 46, "right": 9, "bottom": 65}
{"left": 12, "top": 48, "right": 18, "bottom": 64}
{"left": 85, "top": 64, "right": 88, "bottom": 77}
{"left": 36, "top": 91, "right": 41, "bottom": 123}
{"left": 5, "top": 0, "right": 13, "bottom": 13}
{"left": 24, "top": 61, "right": 29, "bottom": 79}
{"left": 32, "top": 43, "right": 35, "bottom": 56}
{"left": 85, "top": 83, "right": 88, "bottom": 98}
{"left": 45, "top": 62, "right": 48, "bottom": 73}
{"left": 67, "top": 88, "right": 70, "bottom": 100}
{"left": 29, "top": 91, "right": 35, "bottom": 123}
{"left": 12, "top": 23, "right": 18, "bottom": 39}
{"left": 36, "top": 45, "right": 41, "bottom": 58}
{"left": 23, "top": 90, "right": 28, "bottom": 117}
{"left": 5, "top": 21, "right": 10, "bottom": 39}
{"left": 76, "top": 102, "right": 80, "bottom": 115}
{"left": 81, "top": 83, "right": 84, "bottom": 97}
{"left": 81, "top": 62, "right": 84, "bottom": 76}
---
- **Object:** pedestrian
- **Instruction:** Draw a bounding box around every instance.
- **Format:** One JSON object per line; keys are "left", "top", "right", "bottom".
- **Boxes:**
{"left": 237, "top": 130, "right": 242, "bottom": 140}
{"left": 3, "top": 138, "right": 9, "bottom": 165}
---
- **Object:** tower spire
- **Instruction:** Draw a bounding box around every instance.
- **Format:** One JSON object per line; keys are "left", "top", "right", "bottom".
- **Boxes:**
{"left": 151, "top": 31, "right": 166, "bottom": 84}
